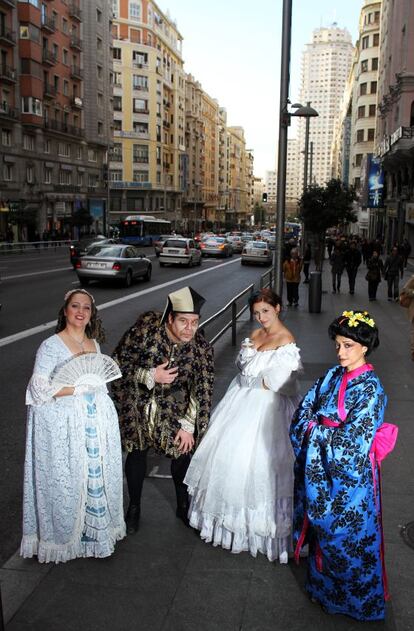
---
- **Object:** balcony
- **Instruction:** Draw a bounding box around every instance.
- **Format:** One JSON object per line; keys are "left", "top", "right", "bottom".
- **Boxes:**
{"left": 44, "top": 118, "right": 84, "bottom": 137}
{"left": 133, "top": 154, "right": 149, "bottom": 163}
{"left": 42, "top": 49, "right": 57, "bottom": 66}
{"left": 132, "top": 61, "right": 148, "bottom": 69}
{"left": 70, "top": 35, "right": 82, "bottom": 51}
{"left": 0, "top": 29, "right": 16, "bottom": 46}
{"left": 109, "top": 154, "right": 123, "bottom": 162}
{"left": 71, "top": 65, "right": 83, "bottom": 80}
{"left": 43, "top": 83, "right": 57, "bottom": 99}
{"left": 0, "top": 64, "right": 16, "bottom": 83}
{"left": 69, "top": 3, "right": 82, "bottom": 21}
{"left": 41, "top": 16, "right": 56, "bottom": 33}
{"left": 0, "top": 101, "right": 19, "bottom": 119}
{"left": 71, "top": 96, "right": 83, "bottom": 109}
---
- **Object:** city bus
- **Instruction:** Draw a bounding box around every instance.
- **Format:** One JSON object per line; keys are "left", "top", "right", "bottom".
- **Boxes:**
{"left": 284, "top": 222, "right": 301, "bottom": 241}
{"left": 119, "top": 215, "right": 171, "bottom": 246}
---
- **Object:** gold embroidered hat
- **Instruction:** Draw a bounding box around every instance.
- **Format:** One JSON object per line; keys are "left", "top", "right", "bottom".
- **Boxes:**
{"left": 161, "top": 286, "right": 206, "bottom": 323}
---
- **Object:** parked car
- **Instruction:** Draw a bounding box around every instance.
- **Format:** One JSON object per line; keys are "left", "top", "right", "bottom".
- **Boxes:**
{"left": 241, "top": 241, "right": 272, "bottom": 266}
{"left": 200, "top": 237, "right": 233, "bottom": 258}
{"left": 226, "top": 235, "right": 243, "bottom": 253}
{"left": 153, "top": 234, "right": 182, "bottom": 257}
{"left": 75, "top": 244, "right": 152, "bottom": 287}
{"left": 159, "top": 238, "right": 202, "bottom": 267}
{"left": 70, "top": 235, "right": 118, "bottom": 268}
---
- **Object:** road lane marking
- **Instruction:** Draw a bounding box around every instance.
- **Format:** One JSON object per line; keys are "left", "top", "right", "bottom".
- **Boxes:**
{"left": 3, "top": 266, "right": 73, "bottom": 280}
{"left": 0, "top": 257, "right": 240, "bottom": 347}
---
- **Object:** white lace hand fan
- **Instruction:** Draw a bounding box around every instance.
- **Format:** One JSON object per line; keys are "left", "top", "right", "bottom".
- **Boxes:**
{"left": 50, "top": 352, "right": 122, "bottom": 388}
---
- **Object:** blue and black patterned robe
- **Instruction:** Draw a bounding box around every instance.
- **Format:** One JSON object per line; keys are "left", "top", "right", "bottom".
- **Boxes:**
{"left": 290, "top": 363, "right": 389, "bottom": 621}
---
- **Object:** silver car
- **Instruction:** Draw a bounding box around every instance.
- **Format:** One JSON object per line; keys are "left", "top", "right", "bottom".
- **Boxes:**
{"left": 241, "top": 241, "right": 273, "bottom": 266}
{"left": 153, "top": 234, "right": 182, "bottom": 257}
{"left": 75, "top": 244, "right": 152, "bottom": 287}
{"left": 201, "top": 237, "right": 233, "bottom": 258}
{"left": 226, "top": 235, "right": 243, "bottom": 253}
{"left": 159, "top": 238, "right": 202, "bottom": 267}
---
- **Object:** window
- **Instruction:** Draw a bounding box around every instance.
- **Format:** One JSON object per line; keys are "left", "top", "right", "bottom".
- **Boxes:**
{"left": 114, "top": 72, "right": 122, "bottom": 86}
{"left": 367, "top": 128, "right": 375, "bottom": 141}
{"left": 97, "top": 37, "right": 102, "bottom": 51}
{"left": 133, "top": 170, "right": 149, "bottom": 182}
{"left": 63, "top": 80, "right": 69, "bottom": 96}
{"left": 362, "top": 36, "right": 369, "bottom": 49}
{"left": 97, "top": 9, "right": 102, "bottom": 23}
{"left": 23, "top": 134, "right": 35, "bottom": 150}
{"left": 110, "top": 169, "right": 123, "bottom": 182}
{"left": 360, "top": 60, "right": 368, "bottom": 73}
{"left": 360, "top": 83, "right": 367, "bottom": 96}
{"left": 132, "top": 75, "right": 148, "bottom": 90}
{"left": 133, "top": 121, "right": 148, "bottom": 135}
{"left": 63, "top": 49, "right": 68, "bottom": 65}
{"left": 21, "top": 97, "right": 42, "bottom": 116}
{"left": 112, "top": 0, "right": 118, "bottom": 18}
{"left": 44, "top": 139, "right": 50, "bottom": 153}
{"left": 358, "top": 105, "right": 365, "bottom": 118}
{"left": 88, "top": 174, "right": 98, "bottom": 187}
{"left": 44, "top": 166, "right": 52, "bottom": 184}
{"left": 130, "top": 2, "right": 141, "bottom": 21}
{"left": 76, "top": 145, "right": 82, "bottom": 160}
{"left": 97, "top": 65, "right": 103, "bottom": 79}
{"left": 369, "top": 104, "right": 376, "bottom": 117}
{"left": 3, "top": 163, "right": 13, "bottom": 181}
{"left": 20, "top": 25, "right": 30, "bottom": 39}
{"left": 62, "top": 18, "right": 68, "bottom": 33}
{"left": 371, "top": 81, "right": 377, "bottom": 94}
{"left": 133, "top": 144, "right": 148, "bottom": 162}
{"left": 114, "top": 96, "right": 122, "bottom": 111}
{"left": 373, "top": 33, "right": 379, "bottom": 46}
{"left": 133, "top": 98, "right": 147, "bottom": 112}
{"left": 114, "top": 119, "right": 122, "bottom": 131}
{"left": 77, "top": 171, "right": 83, "bottom": 186}
{"left": 59, "top": 169, "right": 71, "bottom": 185}
{"left": 58, "top": 142, "right": 70, "bottom": 157}
{"left": 372, "top": 57, "right": 378, "bottom": 71}
{"left": 98, "top": 121, "right": 103, "bottom": 136}
{"left": 26, "top": 165, "right": 34, "bottom": 183}
{"left": 355, "top": 154, "right": 363, "bottom": 167}
{"left": 97, "top": 93, "right": 104, "bottom": 108}
{"left": 113, "top": 47, "right": 121, "bottom": 60}
{"left": 88, "top": 149, "right": 97, "bottom": 162}
{"left": 1, "top": 129, "right": 11, "bottom": 146}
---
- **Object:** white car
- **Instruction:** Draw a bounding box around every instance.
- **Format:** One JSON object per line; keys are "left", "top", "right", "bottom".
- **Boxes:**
{"left": 241, "top": 241, "right": 273, "bottom": 266}
{"left": 159, "top": 238, "right": 202, "bottom": 267}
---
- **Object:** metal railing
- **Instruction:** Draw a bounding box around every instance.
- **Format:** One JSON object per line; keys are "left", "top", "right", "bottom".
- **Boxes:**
{"left": 200, "top": 267, "right": 273, "bottom": 346}
{"left": 0, "top": 240, "right": 73, "bottom": 255}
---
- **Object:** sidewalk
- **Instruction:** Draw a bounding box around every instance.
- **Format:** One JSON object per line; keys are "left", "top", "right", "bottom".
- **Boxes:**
{"left": 2, "top": 262, "right": 414, "bottom": 631}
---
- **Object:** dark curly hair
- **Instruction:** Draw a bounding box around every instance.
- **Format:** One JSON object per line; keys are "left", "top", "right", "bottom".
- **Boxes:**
{"left": 55, "top": 289, "right": 106, "bottom": 343}
{"left": 328, "top": 310, "right": 379, "bottom": 355}
{"left": 248, "top": 288, "right": 282, "bottom": 313}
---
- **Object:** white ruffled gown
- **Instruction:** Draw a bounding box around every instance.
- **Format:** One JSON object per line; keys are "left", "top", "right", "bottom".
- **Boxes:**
{"left": 185, "top": 342, "right": 301, "bottom": 562}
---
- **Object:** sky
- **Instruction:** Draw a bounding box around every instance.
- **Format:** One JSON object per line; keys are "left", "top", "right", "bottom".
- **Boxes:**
{"left": 158, "top": 0, "right": 364, "bottom": 179}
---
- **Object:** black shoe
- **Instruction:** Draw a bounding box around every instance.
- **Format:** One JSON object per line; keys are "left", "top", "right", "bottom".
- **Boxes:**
{"left": 332, "top": 289, "right": 336, "bottom": 294}
{"left": 350, "top": 290, "right": 354, "bottom": 295}
{"left": 125, "top": 503, "right": 140, "bottom": 534}
{"left": 176, "top": 506, "right": 190, "bottom": 527}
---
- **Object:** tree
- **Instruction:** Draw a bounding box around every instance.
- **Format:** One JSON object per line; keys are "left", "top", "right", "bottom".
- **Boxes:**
{"left": 299, "top": 178, "right": 357, "bottom": 269}
{"left": 254, "top": 203, "right": 265, "bottom": 226}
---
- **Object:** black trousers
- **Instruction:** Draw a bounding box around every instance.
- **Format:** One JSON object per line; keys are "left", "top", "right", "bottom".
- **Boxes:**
{"left": 368, "top": 280, "right": 379, "bottom": 300}
{"left": 125, "top": 448, "right": 191, "bottom": 510}
{"left": 286, "top": 282, "right": 299, "bottom": 305}
{"left": 346, "top": 267, "right": 358, "bottom": 292}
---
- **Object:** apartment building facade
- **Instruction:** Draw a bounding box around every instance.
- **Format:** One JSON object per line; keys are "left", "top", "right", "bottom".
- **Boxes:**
{"left": 0, "top": 0, "right": 112, "bottom": 239}
{"left": 227, "top": 126, "right": 249, "bottom": 227}
{"left": 375, "top": 0, "right": 414, "bottom": 251}
{"left": 110, "top": 0, "right": 185, "bottom": 227}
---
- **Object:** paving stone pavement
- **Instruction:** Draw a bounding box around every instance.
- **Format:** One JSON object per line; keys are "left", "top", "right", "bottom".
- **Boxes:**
{"left": 1, "top": 260, "right": 414, "bottom": 631}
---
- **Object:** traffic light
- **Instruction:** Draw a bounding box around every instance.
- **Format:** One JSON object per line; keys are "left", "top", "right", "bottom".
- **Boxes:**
{"left": 262, "top": 192, "right": 268, "bottom": 203}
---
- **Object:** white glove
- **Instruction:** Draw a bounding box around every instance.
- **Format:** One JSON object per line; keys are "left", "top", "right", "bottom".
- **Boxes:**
{"left": 73, "top": 384, "right": 97, "bottom": 396}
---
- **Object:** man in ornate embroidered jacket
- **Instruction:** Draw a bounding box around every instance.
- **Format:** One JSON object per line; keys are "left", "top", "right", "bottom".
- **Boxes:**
{"left": 112, "top": 287, "right": 214, "bottom": 533}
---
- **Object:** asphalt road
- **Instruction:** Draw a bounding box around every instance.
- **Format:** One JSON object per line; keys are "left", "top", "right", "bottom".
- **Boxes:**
{"left": 0, "top": 245, "right": 268, "bottom": 564}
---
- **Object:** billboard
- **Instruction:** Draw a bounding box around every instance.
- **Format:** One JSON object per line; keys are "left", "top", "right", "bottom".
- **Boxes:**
{"left": 367, "top": 155, "right": 385, "bottom": 208}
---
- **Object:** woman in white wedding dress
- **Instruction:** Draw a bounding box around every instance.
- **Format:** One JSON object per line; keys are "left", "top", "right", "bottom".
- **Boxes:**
{"left": 185, "top": 289, "right": 301, "bottom": 563}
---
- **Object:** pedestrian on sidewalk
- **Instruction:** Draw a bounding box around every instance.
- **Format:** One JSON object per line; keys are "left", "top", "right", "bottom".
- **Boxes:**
{"left": 21, "top": 289, "right": 126, "bottom": 563}
{"left": 290, "top": 310, "right": 397, "bottom": 621}
{"left": 303, "top": 243, "right": 311, "bottom": 283}
{"left": 283, "top": 247, "right": 302, "bottom": 306}
{"left": 384, "top": 246, "right": 404, "bottom": 301}
{"left": 365, "top": 249, "right": 384, "bottom": 301}
{"left": 185, "top": 289, "right": 301, "bottom": 563}
{"left": 344, "top": 240, "right": 362, "bottom": 295}
{"left": 329, "top": 245, "right": 345, "bottom": 293}
{"left": 400, "top": 274, "right": 414, "bottom": 360}
{"left": 401, "top": 238, "right": 412, "bottom": 267}
{"left": 112, "top": 287, "right": 214, "bottom": 534}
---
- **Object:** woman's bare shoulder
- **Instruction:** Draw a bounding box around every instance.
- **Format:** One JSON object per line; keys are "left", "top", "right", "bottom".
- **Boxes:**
{"left": 250, "top": 329, "right": 261, "bottom": 340}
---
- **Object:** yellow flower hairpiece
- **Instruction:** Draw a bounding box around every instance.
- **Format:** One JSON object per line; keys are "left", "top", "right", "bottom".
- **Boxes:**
{"left": 341, "top": 310, "right": 375, "bottom": 328}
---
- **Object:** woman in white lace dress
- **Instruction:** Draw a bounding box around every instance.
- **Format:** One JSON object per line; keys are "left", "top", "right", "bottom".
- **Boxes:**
{"left": 21, "top": 289, "right": 125, "bottom": 563}
{"left": 185, "top": 289, "right": 301, "bottom": 563}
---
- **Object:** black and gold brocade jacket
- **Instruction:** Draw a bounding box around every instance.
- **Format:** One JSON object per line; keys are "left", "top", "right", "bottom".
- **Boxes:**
{"left": 111, "top": 311, "right": 214, "bottom": 458}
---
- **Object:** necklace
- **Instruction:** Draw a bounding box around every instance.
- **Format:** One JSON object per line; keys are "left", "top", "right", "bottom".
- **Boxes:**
{"left": 65, "top": 329, "right": 86, "bottom": 351}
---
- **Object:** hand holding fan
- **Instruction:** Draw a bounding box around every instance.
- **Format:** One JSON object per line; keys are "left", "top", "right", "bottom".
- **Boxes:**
{"left": 50, "top": 352, "right": 122, "bottom": 389}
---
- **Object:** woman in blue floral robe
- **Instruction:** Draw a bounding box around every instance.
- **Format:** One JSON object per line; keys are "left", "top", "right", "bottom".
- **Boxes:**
{"left": 290, "top": 310, "right": 397, "bottom": 621}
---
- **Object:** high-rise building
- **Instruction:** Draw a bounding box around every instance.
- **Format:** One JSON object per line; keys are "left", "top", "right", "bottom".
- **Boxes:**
{"left": 297, "top": 25, "right": 354, "bottom": 189}
{"left": 110, "top": 1, "right": 185, "bottom": 227}
{"left": 0, "top": 0, "right": 113, "bottom": 239}
{"left": 285, "top": 138, "right": 300, "bottom": 216}
{"left": 227, "top": 126, "right": 249, "bottom": 227}
{"left": 375, "top": 0, "right": 414, "bottom": 250}
{"left": 264, "top": 170, "right": 277, "bottom": 203}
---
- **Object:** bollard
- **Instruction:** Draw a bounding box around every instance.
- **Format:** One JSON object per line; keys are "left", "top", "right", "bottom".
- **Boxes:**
{"left": 308, "top": 271, "right": 322, "bottom": 313}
